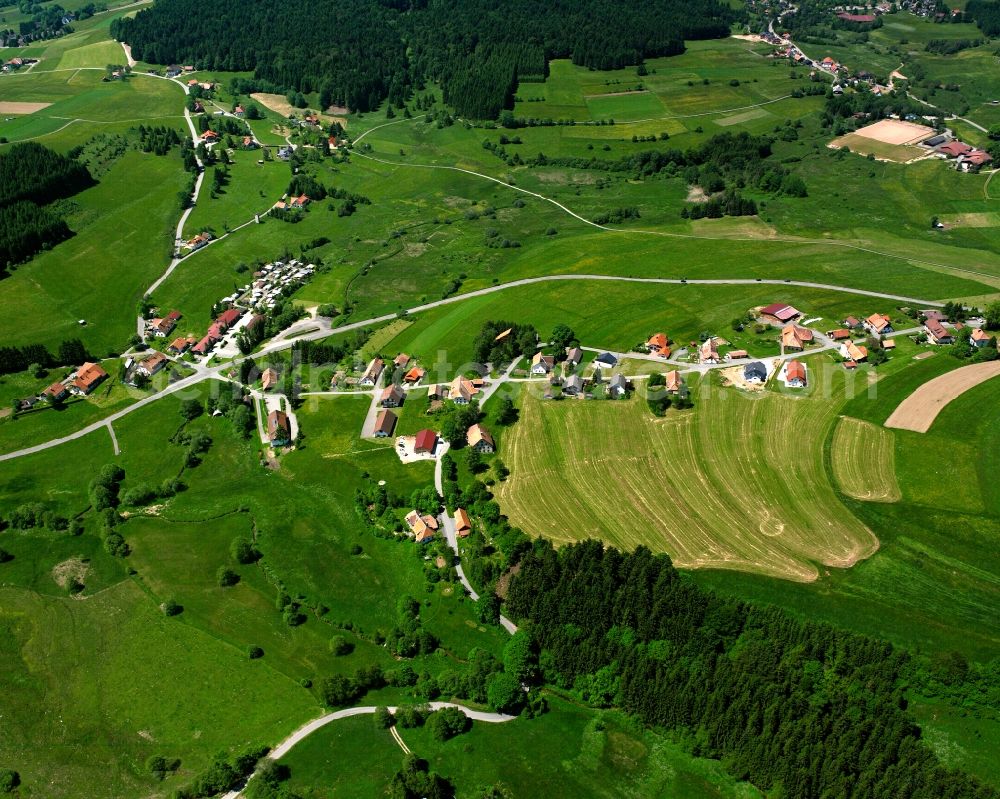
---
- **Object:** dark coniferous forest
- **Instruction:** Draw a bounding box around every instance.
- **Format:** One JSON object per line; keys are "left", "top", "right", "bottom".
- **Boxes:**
{"left": 0, "top": 143, "right": 92, "bottom": 272}
{"left": 505, "top": 540, "right": 999, "bottom": 799}
{"left": 111, "top": 0, "right": 736, "bottom": 118}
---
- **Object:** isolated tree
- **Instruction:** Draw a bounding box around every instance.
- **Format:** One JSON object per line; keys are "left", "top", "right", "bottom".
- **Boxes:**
{"left": 217, "top": 567, "right": 240, "bottom": 587}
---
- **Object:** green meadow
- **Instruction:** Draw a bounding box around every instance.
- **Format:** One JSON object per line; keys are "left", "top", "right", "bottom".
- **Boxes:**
{"left": 275, "top": 698, "right": 763, "bottom": 798}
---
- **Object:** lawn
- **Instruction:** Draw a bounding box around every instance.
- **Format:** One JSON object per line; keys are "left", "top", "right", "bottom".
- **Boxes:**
{"left": 275, "top": 697, "right": 763, "bottom": 799}
{"left": 495, "top": 370, "right": 877, "bottom": 582}
{"left": 0, "top": 148, "right": 188, "bottom": 356}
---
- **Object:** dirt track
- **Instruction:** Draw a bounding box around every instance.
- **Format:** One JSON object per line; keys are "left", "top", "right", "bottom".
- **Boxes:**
{"left": 884, "top": 360, "right": 1000, "bottom": 433}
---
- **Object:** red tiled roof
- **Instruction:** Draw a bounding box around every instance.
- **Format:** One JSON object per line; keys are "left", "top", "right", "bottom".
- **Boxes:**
{"left": 414, "top": 429, "right": 437, "bottom": 453}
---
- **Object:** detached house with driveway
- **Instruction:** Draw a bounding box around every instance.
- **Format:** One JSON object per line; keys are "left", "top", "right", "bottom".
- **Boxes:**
{"left": 863, "top": 313, "right": 893, "bottom": 338}
{"left": 70, "top": 362, "right": 108, "bottom": 396}
{"left": 359, "top": 358, "right": 384, "bottom": 387}
{"left": 924, "top": 318, "right": 954, "bottom": 345}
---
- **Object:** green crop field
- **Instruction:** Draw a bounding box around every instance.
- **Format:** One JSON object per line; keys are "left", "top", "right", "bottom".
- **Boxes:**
{"left": 830, "top": 416, "right": 902, "bottom": 502}
{"left": 495, "top": 369, "right": 878, "bottom": 582}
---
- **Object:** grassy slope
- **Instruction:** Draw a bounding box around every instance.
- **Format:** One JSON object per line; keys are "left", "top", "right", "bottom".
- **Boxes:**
{"left": 277, "top": 698, "right": 763, "bottom": 799}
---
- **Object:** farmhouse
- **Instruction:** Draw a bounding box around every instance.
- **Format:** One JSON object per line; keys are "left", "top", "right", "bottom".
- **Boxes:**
{"left": 137, "top": 352, "right": 167, "bottom": 377}
{"left": 958, "top": 150, "right": 993, "bottom": 173}
{"left": 664, "top": 370, "right": 684, "bottom": 394}
{"left": 454, "top": 508, "right": 472, "bottom": 537}
{"left": 448, "top": 376, "right": 480, "bottom": 404}
{"left": 267, "top": 410, "right": 291, "bottom": 446}
{"left": 414, "top": 429, "right": 437, "bottom": 455}
{"left": 699, "top": 339, "right": 719, "bottom": 364}
{"left": 184, "top": 232, "right": 212, "bottom": 251}
{"left": 781, "top": 323, "right": 814, "bottom": 351}
{"left": 41, "top": 382, "right": 68, "bottom": 402}
{"left": 607, "top": 373, "right": 629, "bottom": 398}
{"left": 468, "top": 424, "right": 496, "bottom": 453}
{"left": 785, "top": 360, "right": 807, "bottom": 388}
{"left": 863, "top": 313, "right": 893, "bottom": 337}
{"left": 403, "top": 366, "right": 425, "bottom": 384}
{"left": 373, "top": 409, "right": 397, "bottom": 438}
{"left": 593, "top": 352, "right": 618, "bottom": 370}
{"left": 760, "top": 303, "right": 801, "bottom": 323}
{"left": 840, "top": 342, "right": 868, "bottom": 361}
{"left": 725, "top": 349, "right": 748, "bottom": 360}
{"left": 938, "top": 140, "right": 973, "bottom": 158}
{"left": 289, "top": 194, "right": 310, "bottom": 209}
{"left": 405, "top": 510, "right": 436, "bottom": 543}
{"left": 744, "top": 361, "right": 768, "bottom": 384}
{"left": 201, "top": 130, "right": 219, "bottom": 143}
{"left": 394, "top": 353, "right": 411, "bottom": 369}
{"left": 970, "top": 328, "right": 992, "bottom": 348}
{"left": 70, "top": 362, "right": 108, "bottom": 396}
{"left": 563, "top": 374, "right": 584, "bottom": 396}
{"left": 646, "top": 333, "right": 671, "bottom": 356}
{"left": 826, "top": 328, "right": 851, "bottom": 341}
{"left": 924, "top": 319, "right": 954, "bottom": 345}
{"left": 380, "top": 383, "right": 405, "bottom": 408}
{"left": 146, "top": 310, "right": 181, "bottom": 338}
{"left": 530, "top": 352, "right": 555, "bottom": 375}
{"left": 359, "top": 358, "right": 384, "bottom": 387}
{"left": 168, "top": 336, "right": 197, "bottom": 354}
{"left": 842, "top": 316, "right": 862, "bottom": 329}
{"left": 565, "top": 346, "right": 584, "bottom": 367}
{"left": 262, "top": 368, "right": 279, "bottom": 391}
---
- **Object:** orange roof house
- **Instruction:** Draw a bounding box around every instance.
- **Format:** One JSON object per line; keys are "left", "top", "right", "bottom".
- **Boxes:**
{"left": 646, "top": 333, "right": 670, "bottom": 356}
{"left": 699, "top": 338, "right": 719, "bottom": 363}
{"left": 863, "top": 313, "right": 893, "bottom": 336}
{"left": 785, "top": 360, "right": 807, "bottom": 387}
{"left": 781, "top": 323, "right": 814, "bottom": 351}
{"left": 840, "top": 342, "right": 868, "bottom": 361}
{"left": 71, "top": 362, "right": 108, "bottom": 395}
{"left": 454, "top": 508, "right": 472, "bottom": 537}
{"left": 403, "top": 366, "right": 425, "bottom": 384}
{"left": 664, "top": 370, "right": 684, "bottom": 394}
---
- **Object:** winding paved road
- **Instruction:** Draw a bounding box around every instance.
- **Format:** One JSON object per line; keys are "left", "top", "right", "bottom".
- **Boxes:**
{"left": 221, "top": 702, "right": 514, "bottom": 798}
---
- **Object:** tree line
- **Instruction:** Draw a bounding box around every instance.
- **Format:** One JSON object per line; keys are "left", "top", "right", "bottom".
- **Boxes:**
{"left": 112, "top": 0, "right": 736, "bottom": 119}
{"left": 503, "top": 540, "right": 998, "bottom": 799}
{"left": 0, "top": 142, "right": 93, "bottom": 273}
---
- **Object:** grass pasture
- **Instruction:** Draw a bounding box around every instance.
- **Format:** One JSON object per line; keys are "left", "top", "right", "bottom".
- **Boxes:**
{"left": 276, "top": 699, "right": 763, "bottom": 799}
{"left": 830, "top": 416, "right": 901, "bottom": 502}
{"left": 496, "top": 377, "right": 878, "bottom": 582}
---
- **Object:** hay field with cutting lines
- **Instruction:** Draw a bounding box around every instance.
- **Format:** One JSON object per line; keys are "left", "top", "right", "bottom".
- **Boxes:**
{"left": 830, "top": 417, "right": 901, "bottom": 502}
{"left": 496, "top": 386, "right": 879, "bottom": 582}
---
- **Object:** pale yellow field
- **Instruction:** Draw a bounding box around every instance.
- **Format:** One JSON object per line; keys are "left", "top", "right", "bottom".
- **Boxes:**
{"left": 830, "top": 417, "right": 901, "bottom": 503}
{"left": 496, "top": 387, "right": 879, "bottom": 582}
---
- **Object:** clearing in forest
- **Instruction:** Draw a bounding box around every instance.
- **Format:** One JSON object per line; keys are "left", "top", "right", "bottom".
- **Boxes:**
{"left": 496, "top": 390, "right": 878, "bottom": 582}
{"left": 830, "top": 416, "right": 901, "bottom": 502}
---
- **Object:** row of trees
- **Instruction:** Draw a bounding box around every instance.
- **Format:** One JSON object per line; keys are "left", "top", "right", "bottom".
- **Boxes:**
{"left": 112, "top": 0, "right": 736, "bottom": 119}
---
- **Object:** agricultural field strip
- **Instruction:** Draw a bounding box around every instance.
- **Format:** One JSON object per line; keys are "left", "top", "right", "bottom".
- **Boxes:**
{"left": 830, "top": 417, "right": 901, "bottom": 502}
{"left": 0, "top": 277, "right": 945, "bottom": 463}
{"left": 349, "top": 147, "right": 1000, "bottom": 282}
{"left": 223, "top": 703, "right": 515, "bottom": 797}
{"left": 884, "top": 360, "right": 1000, "bottom": 433}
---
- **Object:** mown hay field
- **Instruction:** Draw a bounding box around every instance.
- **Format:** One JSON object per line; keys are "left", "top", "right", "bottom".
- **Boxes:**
{"left": 830, "top": 416, "right": 901, "bottom": 502}
{"left": 496, "top": 386, "right": 879, "bottom": 582}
